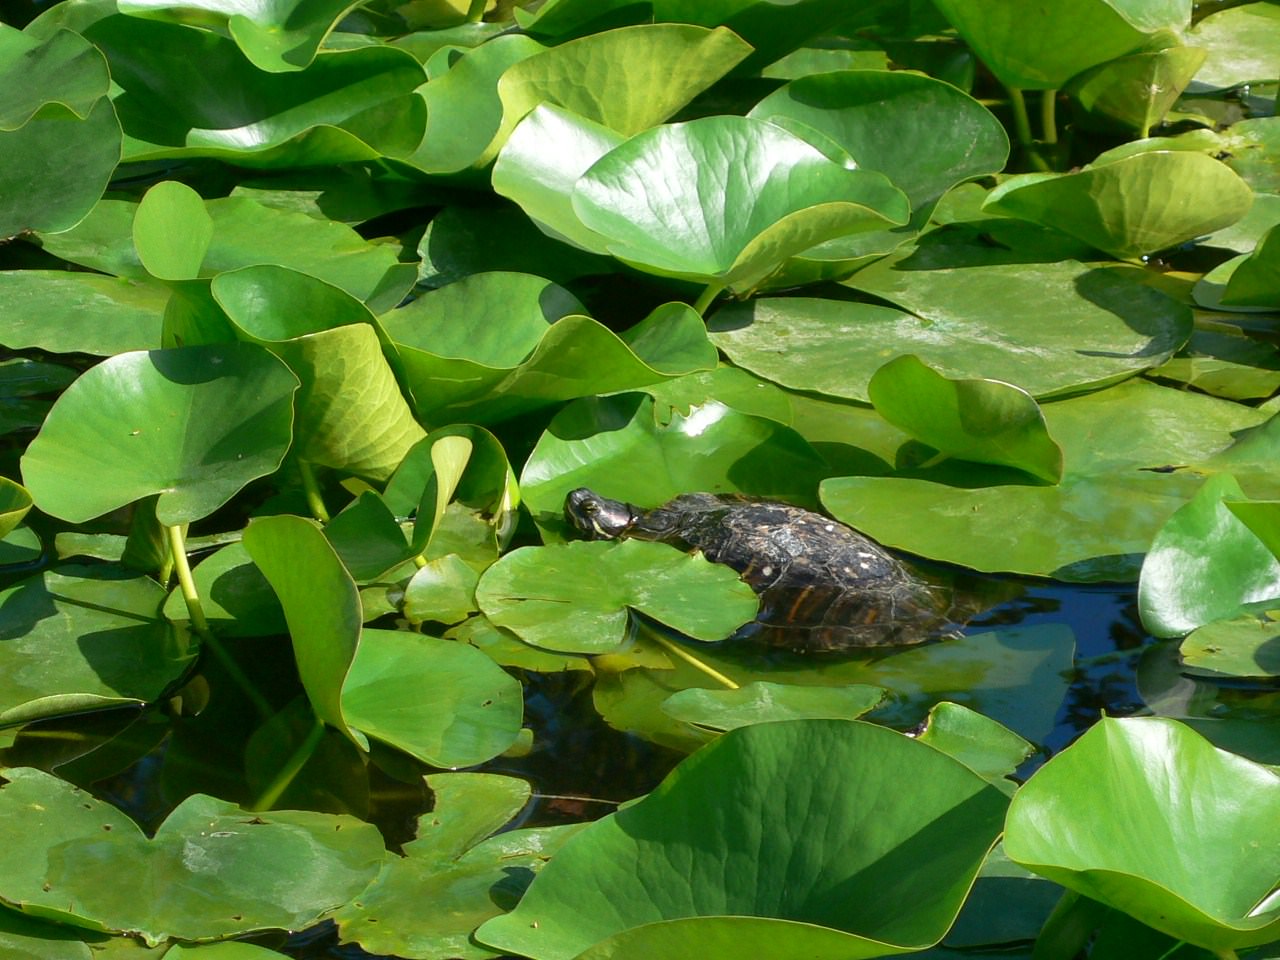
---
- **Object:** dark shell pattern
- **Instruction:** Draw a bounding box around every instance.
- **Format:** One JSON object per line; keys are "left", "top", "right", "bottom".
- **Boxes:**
{"left": 564, "top": 489, "right": 952, "bottom": 652}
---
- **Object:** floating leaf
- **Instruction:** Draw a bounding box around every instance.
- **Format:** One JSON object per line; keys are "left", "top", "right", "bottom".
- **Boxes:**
{"left": 0, "top": 566, "right": 194, "bottom": 725}
{"left": 1138, "top": 474, "right": 1280, "bottom": 638}
{"left": 477, "top": 720, "right": 1008, "bottom": 960}
{"left": 661, "top": 681, "right": 886, "bottom": 732}
{"left": 1180, "top": 615, "right": 1280, "bottom": 680}
{"left": 0, "top": 26, "right": 108, "bottom": 129}
{"left": 131, "top": 181, "right": 212, "bottom": 281}
{"left": 0, "top": 766, "right": 385, "bottom": 946}
{"left": 1004, "top": 716, "right": 1280, "bottom": 952}
{"left": 0, "top": 477, "right": 32, "bottom": 541}
{"left": 520, "top": 394, "right": 832, "bottom": 538}
{"left": 915, "top": 701, "right": 1034, "bottom": 784}
{"left": 929, "top": 0, "right": 1188, "bottom": 90}
{"left": 867, "top": 355, "right": 1063, "bottom": 483}
{"left": 336, "top": 773, "right": 585, "bottom": 960}
{"left": 476, "top": 539, "right": 758, "bottom": 655}
{"left": 983, "top": 152, "right": 1253, "bottom": 260}
{"left": 571, "top": 115, "right": 909, "bottom": 291}
{"left": 1187, "top": 2, "right": 1280, "bottom": 91}
{"left": 1066, "top": 44, "right": 1206, "bottom": 135}
{"left": 161, "top": 541, "right": 286, "bottom": 638}
{"left": 822, "top": 381, "right": 1280, "bottom": 580}
{"left": 714, "top": 256, "right": 1191, "bottom": 401}
{"left": 22, "top": 344, "right": 297, "bottom": 525}
{"left": 1221, "top": 224, "right": 1280, "bottom": 308}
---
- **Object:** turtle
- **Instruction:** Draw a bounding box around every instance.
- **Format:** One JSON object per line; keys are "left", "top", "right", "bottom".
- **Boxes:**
{"left": 563, "top": 488, "right": 954, "bottom": 652}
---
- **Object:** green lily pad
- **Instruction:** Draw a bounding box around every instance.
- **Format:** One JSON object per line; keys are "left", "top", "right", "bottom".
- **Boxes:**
{"left": 403, "top": 555, "right": 481, "bottom": 625}
{"left": 983, "top": 152, "right": 1254, "bottom": 260}
{"left": 520, "top": 393, "right": 832, "bottom": 538}
{"left": 385, "top": 276, "right": 716, "bottom": 424}
{"left": 340, "top": 629, "right": 523, "bottom": 768}
{"left": 0, "top": 766, "right": 385, "bottom": 946}
{"left": 0, "top": 565, "right": 195, "bottom": 725}
{"left": 1004, "top": 716, "right": 1280, "bottom": 952}
{"left": 1187, "top": 2, "right": 1280, "bottom": 91}
{"left": 476, "top": 719, "right": 1008, "bottom": 960}
{"left": 928, "top": 0, "right": 1186, "bottom": 90}
{"left": 214, "top": 265, "right": 425, "bottom": 480}
{"left": 661, "top": 681, "right": 886, "bottom": 731}
{"left": 165, "top": 943, "right": 289, "bottom": 959}
{"left": 915, "top": 701, "right": 1035, "bottom": 784}
{"left": 61, "top": 14, "right": 425, "bottom": 167}
{"left": 1138, "top": 474, "right": 1280, "bottom": 638}
{"left": 1228, "top": 499, "right": 1280, "bottom": 561}
{"left": 1148, "top": 315, "right": 1280, "bottom": 401}
{"left": 0, "top": 477, "right": 32, "bottom": 541}
{"left": 117, "top": 0, "right": 360, "bottom": 72}
{"left": 131, "top": 181, "right": 213, "bottom": 282}
{"left": 867, "top": 355, "right": 1063, "bottom": 483}
{"left": 1067, "top": 43, "right": 1206, "bottom": 135}
{"left": 161, "top": 541, "right": 286, "bottom": 638}
{"left": 1180, "top": 615, "right": 1280, "bottom": 679}
{"left": 21, "top": 344, "right": 297, "bottom": 525}
{"left": 715, "top": 257, "right": 1191, "bottom": 401}
{"left": 476, "top": 539, "right": 759, "bottom": 655}
{"left": 822, "top": 380, "right": 1280, "bottom": 580}
{"left": 0, "top": 26, "right": 108, "bottom": 129}
{"left": 571, "top": 115, "right": 909, "bottom": 292}
{"left": 335, "top": 772, "right": 586, "bottom": 960}
{"left": 1221, "top": 224, "right": 1280, "bottom": 308}
{"left": 0, "top": 905, "right": 100, "bottom": 960}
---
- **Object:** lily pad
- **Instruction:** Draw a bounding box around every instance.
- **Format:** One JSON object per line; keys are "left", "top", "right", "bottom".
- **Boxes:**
{"left": 822, "top": 380, "right": 1280, "bottom": 580}
{"left": 21, "top": 344, "right": 297, "bottom": 525}
{"left": 1187, "top": 2, "right": 1280, "bottom": 91}
{"left": 1066, "top": 43, "right": 1206, "bottom": 135}
{"left": 520, "top": 393, "right": 832, "bottom": 538}
{"left": 661, "top": 681, "right": 886, "bottom": 731}
{"left": 476, "top": 719, "right": 1008, "bottom": 960}
{"left": 928, "top": 0, "right": 1187, "bottom": 90}
{"left": 0, "top": 766, "right": 385, "bottom": 946}
{"left": 867, "top": 355, "right": 1063, "bottom": 483}
{"left": 915, "top": 701, "right": 1035, "bottom": 784}
{"left": 1221, "top": 224, "right": 1280, "bottom": 308}
{"left": 1137, "top": 474, "right": 1280, "bottom": 638}
{"left": 1180, "top": 615, "right": 1280, "bottom": 680}
{"left": 714, "top": 257, "right": 1191, "bottom": 401}
{"left": 335, "top": 772, "right": 586, "bottom": 960}
{"left": 0, "top": 477, "right": 32, "bottom": 541}
{"left": 0, "top": 565, "right": 195, "bottom": 726}
{"left": 0, "top": 26, "right": 108, "bottom": 130}
{"left": 160, "top": 542, "right": 286, "bottom": 638}
{"left": 571, "top": 115, "right": 909, "bottom": 292}
{"left": 1003, "top": 716, "right": 1280, "bottom": 952}
{"left": 476, "top": 539, "right": 759, "bottom": 655}
{"left": 131, "top": 181, "right": 213, "bottom": 282}
{"left": 214, "top": 265, "right": 426, "bottom": 480}
{"left": 983, "top": 152, "right": 1254, "bottom": 260}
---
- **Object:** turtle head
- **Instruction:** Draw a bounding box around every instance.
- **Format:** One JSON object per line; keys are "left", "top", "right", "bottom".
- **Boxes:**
{"left": 564, "top": 488, "right": 638, "bottom": 540}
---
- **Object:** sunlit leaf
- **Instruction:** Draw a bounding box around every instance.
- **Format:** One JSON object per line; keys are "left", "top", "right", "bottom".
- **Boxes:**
{"left": 661, "top": 682, "right": 886, "bottom": 731}
{"left": 131, "top": 180, "right": 212, "bottom": 281}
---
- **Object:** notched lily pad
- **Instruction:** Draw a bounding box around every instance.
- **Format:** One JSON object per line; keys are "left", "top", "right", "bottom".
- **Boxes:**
{"left": 661, "top": 681, "right": 886, "bottom": 731}
{"left": 0, "top": 766, "right": 386, "bottom": 946}
{"left": 475, "top": 539, "right": 759, "bottom": 655}
{"left": 1180, "top": 614, "right": 1280, "bottom": 680}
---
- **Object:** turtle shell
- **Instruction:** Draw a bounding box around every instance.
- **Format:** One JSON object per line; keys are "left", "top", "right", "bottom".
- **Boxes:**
{"left": 564, "top": 489, "right": 951, "bottom": 652}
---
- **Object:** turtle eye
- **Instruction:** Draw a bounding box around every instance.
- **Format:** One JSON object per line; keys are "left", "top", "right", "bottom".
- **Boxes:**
{"left": 582, "top": 501, "right": 599, "bottom": 515}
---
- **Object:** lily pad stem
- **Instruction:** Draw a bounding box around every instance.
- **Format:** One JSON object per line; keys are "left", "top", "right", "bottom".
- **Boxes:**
{"left": 692, "top": 282, "right": 725, "bottom": 317}
{"left": 167, "top": 523, "right": 274, "bottom": 722}
{"left": 915, "top": 451, "right": 951, "bottom": 470}
{"left": 298, "top": 460, "right": 330, "bottom": 522}
{"left": 1213, "top": 951, "right": 1239, "bottom": 960}
{"left": 649, "top": 633, "right": 739, "bottom": 690}
{"left": 1041, "top": 89, "right": 1059, "bottom": 145}
{"left": 1005, "top": 86, "right": 1050, "bottom": 172}
{"left": 465, "top": 0, "right": 486, "bottom": 21}
{"left": 250, "top": 714, "right": 326, "bottom": 811}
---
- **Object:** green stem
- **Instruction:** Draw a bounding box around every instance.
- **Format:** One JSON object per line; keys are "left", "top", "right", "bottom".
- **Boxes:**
{"left": 648, "top": 634, "right": 739, "bottom": 690}
{"left": 249, "top": 714, "right": 326, "bottom": 811}
{"left": 1006, "top": 86, "right": 1050, "bottom": 172}
{"left": 691, "top": 282, "right": 725, "bottom": 317}
{"left": 1040, "top": 88, "right": 1059, "bottom": 145}
{"left": 1213, "top": 950, "right": 1240, "bottom": 960}
{"left": 915, "top": 451, "right": 951, "bottom": 471}
{"left": 167, "top": 524, "right": 275, "bottom": 722}
{"left": 465, "top": 0, "right": 486, "bottom": 21}
{"left": 298, "top": 460, "right": 330, "bottom": 522}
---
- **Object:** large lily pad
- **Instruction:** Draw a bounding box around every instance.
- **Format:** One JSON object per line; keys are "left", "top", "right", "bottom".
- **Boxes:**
{"left": 1187, "top": 2, "right": 1280, "bottom": 91}
{"left": 1004, "top": 716, "right": 1280, "bottom": 952}
{"left": 570, "top": 115, "right": 909, "bottom": 292}
{"left": 1066, "top": 44, "right": 1206, "bottom": 135}
{"left": 1180, "top": 615, "right": 1280, "bottom": 680}
{"left": 475, "top": 539, "right": 759, "bottom": 654}
{"left": 21, "top": 344, "right": 297, "bottom": 525}
{"left": 335, "top": 773, "right": 586, "bottom": 960}
{"left": 714, "top": 257, "right": 1191, "bottom": 401}
{"left": 476, "top": 719, "right": 1008, "bottom": 960}
{"left": 928, "top": 0, "right": 1187, "bottom": 90}
{"left": 0, "top": 766, "right": 385, "bottom": 946}
{"left": 0, "top": 271, "right": 165, "bottom": 355}
{"left": 214, "top": 265, "right": 425, "bottom": 480}
{"left": 520, "top": 393, "right": 832, "bottom": 538}
{"left": 0, "top": 566, "right": 194, "bottom": 725}
{"left": 1138, "top": 474, "right": 1280, "bottom": 638}
{"left": 983, "top": 152, "right": 1254, "bottom": 260}
{"left": 821, "top": 380, "right": 1280, "bottom": 580}
{"left": 1221, "top": 224, "right": 1280, "bottom": 308}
